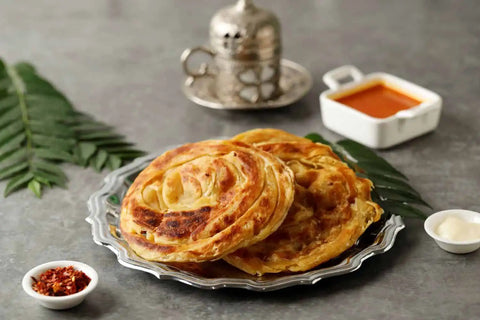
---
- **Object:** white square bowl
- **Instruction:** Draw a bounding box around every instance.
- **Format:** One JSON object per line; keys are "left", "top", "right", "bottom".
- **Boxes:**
{"left": 319, "top": 65, "right": 442, "bottom": 149}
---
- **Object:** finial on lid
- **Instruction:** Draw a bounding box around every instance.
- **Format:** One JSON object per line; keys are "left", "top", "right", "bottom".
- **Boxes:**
{"left": 236, "top": 0, "right": 255, "bottom": 11}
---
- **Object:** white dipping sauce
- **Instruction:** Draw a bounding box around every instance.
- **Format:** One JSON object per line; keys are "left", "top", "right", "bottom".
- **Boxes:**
{"left": 435, "top": 215, "right": 480, "bottom": 242}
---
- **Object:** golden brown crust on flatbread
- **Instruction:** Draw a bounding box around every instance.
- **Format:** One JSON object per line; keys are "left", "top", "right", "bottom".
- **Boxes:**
{"left": 233, "top": 128, "right": 311, "bottom": 145}
{"left": 120, "top": 140, "right": 295, "bottom": 262}
{"left": 224, "top": 129, "right": 383, "bottom": 275}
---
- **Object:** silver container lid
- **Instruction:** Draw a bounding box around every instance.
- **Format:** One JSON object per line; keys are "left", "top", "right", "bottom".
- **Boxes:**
{"left": 209, "top": 0, "right": 281, "bottom": 61}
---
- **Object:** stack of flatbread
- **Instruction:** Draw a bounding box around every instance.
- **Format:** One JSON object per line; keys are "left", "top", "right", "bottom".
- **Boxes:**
{"left": 120, "top": 129, "right": 383, "bottom": 275}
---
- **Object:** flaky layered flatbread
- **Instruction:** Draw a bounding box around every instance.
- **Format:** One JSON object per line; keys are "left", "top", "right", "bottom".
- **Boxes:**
{"left": 120, "top": 139, "right": 295, "bottom": 262}
{"left": 224, "top": 129, "right": 383, "bottom": 274}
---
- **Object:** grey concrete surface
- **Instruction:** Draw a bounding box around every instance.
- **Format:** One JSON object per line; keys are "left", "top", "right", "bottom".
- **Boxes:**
{"left": 1, "top": 0, "right": 479, "bottom": 319}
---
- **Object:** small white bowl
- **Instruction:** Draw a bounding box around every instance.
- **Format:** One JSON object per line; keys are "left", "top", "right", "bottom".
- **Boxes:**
{"left": 22, "top": 260, "right": 98, "bottom": 310}
{"left": 424, "top": 209, "right": 480, "bottom": 254}
{"left": 319, "top": 65, "right": 442, "bottom": 149}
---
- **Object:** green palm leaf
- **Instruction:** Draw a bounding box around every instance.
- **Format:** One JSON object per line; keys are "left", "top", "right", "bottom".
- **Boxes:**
{"left": 0, "top": 58, "right": 73, "bottom": 197}
{"left": 0, "top": 58, "right": 146, "bottom": 198}
{"left": 305, "top": 133, "right": 430, "bottom": 219}
{"left": 72, "top": 114, "right": 146, "bottom": 172}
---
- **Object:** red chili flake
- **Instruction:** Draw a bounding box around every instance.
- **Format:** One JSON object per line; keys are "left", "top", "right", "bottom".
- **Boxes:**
{"left": 31, "top": 266, "right": 91, "bottom": 296}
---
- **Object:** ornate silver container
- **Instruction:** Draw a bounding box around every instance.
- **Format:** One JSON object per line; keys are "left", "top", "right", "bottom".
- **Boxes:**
{"left": 181, "top": 0, "right": 312, "bottom": 109}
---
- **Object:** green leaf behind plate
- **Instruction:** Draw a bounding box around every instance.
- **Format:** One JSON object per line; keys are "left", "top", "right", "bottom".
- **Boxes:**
{"left": 305, "top": 133, "right": 430, "bottom": 219}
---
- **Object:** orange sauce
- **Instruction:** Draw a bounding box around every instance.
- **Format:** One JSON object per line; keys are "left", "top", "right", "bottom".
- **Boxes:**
{"left": 335, "top": 83, "right": 422, "bottom": 118}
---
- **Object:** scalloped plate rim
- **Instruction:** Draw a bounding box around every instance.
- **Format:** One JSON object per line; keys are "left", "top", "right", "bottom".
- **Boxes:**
{"left": 86, "top": 146, "right": 405, "bottom": 291}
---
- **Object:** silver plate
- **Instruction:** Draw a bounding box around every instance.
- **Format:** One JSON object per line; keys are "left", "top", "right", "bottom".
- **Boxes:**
{"left": 182, "top": 59, "right": 313, "bottom": 110}
{"left": 86, "top": 146, "right": 405, "bottom": 291}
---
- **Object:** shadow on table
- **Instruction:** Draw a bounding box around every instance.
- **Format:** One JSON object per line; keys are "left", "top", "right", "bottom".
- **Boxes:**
{"left": 200, "top": 90, "right": 318, "bottom": 127}
{"left": 153, "top": 222, "right": 421, "bottom": 302}
{"left": 382, "top": 107, "right": 476, "bottom": 153}
{"left": 43, "top": 287, "right": 115, "bottom": 318}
